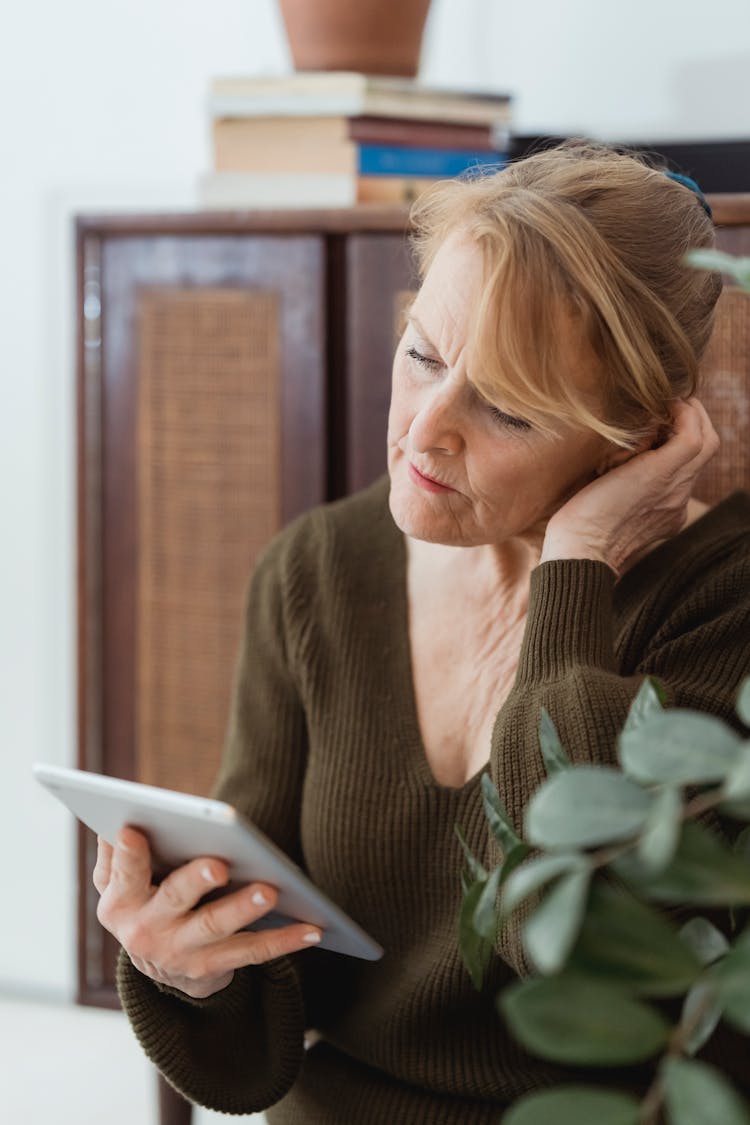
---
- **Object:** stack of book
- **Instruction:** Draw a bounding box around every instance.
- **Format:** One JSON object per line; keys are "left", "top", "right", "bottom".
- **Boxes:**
{"left": 198, "top": 72, "right": 514, "bottom": 209}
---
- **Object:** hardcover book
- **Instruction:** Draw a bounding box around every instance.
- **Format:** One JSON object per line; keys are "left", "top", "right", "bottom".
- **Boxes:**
{"left": 209, "top": 72, "right": 513, "bottom": 128}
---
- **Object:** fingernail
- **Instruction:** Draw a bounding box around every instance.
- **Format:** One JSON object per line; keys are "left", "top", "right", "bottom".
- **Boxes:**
{"left": 251, "top": 890, "right": 269, "bottom": 906}
{"left": 201, "top": 865, "right": 214, "bottom": 884}
{"left": 303, "top": 931, "right": 321, "bottom": 944}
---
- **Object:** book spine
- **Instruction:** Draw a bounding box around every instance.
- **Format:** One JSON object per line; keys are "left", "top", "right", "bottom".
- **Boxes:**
{"left": 213, "top": 114, "right": 496, "bottom": 152}
{"left": 197, "top": 172, "right": 356, "bottom": 208}
{"left": 197, "top": 171, "right": 447, "bottom": 209}
{"left": 214, "top": 140, "right": 357, "bottom": 175}
{"left": 356, "top": 176, "right": 443, "bottom": 204}
{"left": 210, "top": 74, "right": 513, "bottom": 104}
{"left": 209, "top": 94, "right": 512, "bottom": 128}
{"left": 357, "top": 145, "right": 508, "bottom": 178}
{"left": 347, "top": 116, "right": 495, "bottom": 150}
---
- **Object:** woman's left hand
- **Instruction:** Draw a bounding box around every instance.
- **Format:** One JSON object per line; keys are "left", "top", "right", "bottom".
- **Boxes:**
{"left": 539, "top": 397, "right": 720, "bottom": 578}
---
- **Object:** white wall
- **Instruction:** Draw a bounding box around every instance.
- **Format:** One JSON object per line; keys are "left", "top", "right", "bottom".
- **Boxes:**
{"left": 2, "top": 0, "right": 749, "bottom": 1001}
{"left": 0, "top": 0, "right": 293, "bottom": 1002}
{"left": 421, "top": 0, "right": 750, "bottom": 141}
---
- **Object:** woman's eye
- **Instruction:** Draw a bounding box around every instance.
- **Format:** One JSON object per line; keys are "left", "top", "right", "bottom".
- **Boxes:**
{"left": 487, "top": 405, "right": 532, "bottom": 432}
{"left": 405, "top": 345, "right": 441, "bottom": 370}
{"left": 405, "top": 344, "right": 531, "bottom": 432}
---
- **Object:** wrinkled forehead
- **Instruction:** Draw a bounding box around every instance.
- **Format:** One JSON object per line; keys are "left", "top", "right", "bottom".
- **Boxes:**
{"left": 408, "top": 232, "right": 484, "bottom": 356}
{"left": 413, "top": 228, "right": 603, "bottom": 401}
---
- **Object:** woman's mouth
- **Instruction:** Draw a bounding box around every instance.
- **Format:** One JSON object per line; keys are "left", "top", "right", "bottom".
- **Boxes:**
{"left": 408, "top": 463, "right": 456, "bottom": 494}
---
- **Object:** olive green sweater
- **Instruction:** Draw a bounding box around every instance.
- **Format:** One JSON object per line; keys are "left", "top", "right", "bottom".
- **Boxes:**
{"left": 117, "top": 473, "right": 750, "bottom": 1122}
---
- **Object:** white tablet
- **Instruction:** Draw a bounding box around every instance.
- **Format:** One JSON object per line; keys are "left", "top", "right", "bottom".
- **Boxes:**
{"left": 34, "top": 763, "right": 383, "bottom": 962}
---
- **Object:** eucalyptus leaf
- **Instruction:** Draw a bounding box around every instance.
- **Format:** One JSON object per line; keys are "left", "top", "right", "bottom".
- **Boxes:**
{"left": 525, "top": 766, "right": 652, "bottom": 850}
{"left": 730, "top": 829, "right": 750, "bottom": 927}
{"left": 523, "top": 867, "right": 591, "bottom": 975}
{"left": 480, "top": 773, "right": 522, "bottom": 855}
{"left": 662, "top": 1057, "right": 750, "bottom": 1125}
{"left": 502, "top": 1085, "right": 640, "bottom": 1125}
{"left": 455, "top": 824, "right": 487, "bottom": 881}
{"left": 500, "top": 840, "right": 532, "bottom": 886}
{"left": 567, "top": 881, "right": 702, "bottom": 996}
{"left": 618, "top": 710, "right": 742, "bottom": 785}
{"left": 723, "top": 748, "right": 750, "bottom": 802}
{"left": 498, "top": 974, "right": 669, "bottom": 1066}
{"left": 621, "top": 676, "right": 666, "bottom": 736}
{"left": 637, "top": 785, "right": 682, "bottom": 874}
{"left": 739, "top": 678, "right": 750, "bottom": 727}
{"left": 710, "top": 944, "right": 750, "bottom": 1034}
{"left": 684, "top": 248, "right": 750, "bottom": 289}
{"left": 680, "top": 978, "right": 725, "bottom": 1056}
{"left": 679, "top": 917, "right": 730, "bottom": 966}
{"left": 473, "top": 865, "right": 501, "bottom": 942}
{"left": 612, "top": 820, "right": 750, "bottom": 906}
{"left": 501, "top": 852, "right": 588, "bottom": 918}
{"left": 538, "top": 707, "right": 571, "bottom": 775}
{"left": 458, "top": 877, "right": 493, "bottom": 990}
{"left": 684, "top": 248, "right": 729, "bottom": 271}
{"left": 651, "top": 677, "right": 668, "bottom": 706}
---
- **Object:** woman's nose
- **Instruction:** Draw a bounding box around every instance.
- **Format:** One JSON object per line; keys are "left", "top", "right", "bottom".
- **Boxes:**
{"left": 409, "top": 387, "right": 464, "bottom": 456}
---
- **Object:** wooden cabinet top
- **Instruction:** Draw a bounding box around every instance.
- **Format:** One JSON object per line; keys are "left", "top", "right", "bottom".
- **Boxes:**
{"left": 76, "top": 205, "right": 413, "bottom": 237}
{"left": 75, "top": 195, "right": 750, "bottom": 237}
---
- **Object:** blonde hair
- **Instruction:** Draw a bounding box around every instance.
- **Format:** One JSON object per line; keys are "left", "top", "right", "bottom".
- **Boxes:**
{"left": 407, "top": 139, "right": 722, "bottom": 448}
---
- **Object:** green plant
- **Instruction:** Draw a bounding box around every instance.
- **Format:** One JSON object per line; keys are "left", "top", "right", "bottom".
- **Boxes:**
{"left": 456, "top": 245, "right": 750, "bottom": 1122}
{"left": 457, "top": 675, "right": 750, "bottom": 1125}
{"left": 683, "top": 248, "right": 750, "bottom": 292}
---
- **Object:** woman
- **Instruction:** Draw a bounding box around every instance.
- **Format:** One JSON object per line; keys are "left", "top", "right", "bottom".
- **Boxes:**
{"left": 94, "top": 140, "right": 750, "bottom": 1121}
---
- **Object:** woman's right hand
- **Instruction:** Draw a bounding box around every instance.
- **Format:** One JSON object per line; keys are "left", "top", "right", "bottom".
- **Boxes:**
{"left": 93, "top": 825, "right": 323, "bottom": 999}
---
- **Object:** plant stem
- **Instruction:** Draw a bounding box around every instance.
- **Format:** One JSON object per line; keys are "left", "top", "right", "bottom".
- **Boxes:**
{"left": 638, "top": 1072, "right": 665, "bottom": 1124}
{"left": 638, "top": 976, "right": 719, "bottom": 1124}
{"left": 683, "top": 787, "right": 726, "bottom": 821}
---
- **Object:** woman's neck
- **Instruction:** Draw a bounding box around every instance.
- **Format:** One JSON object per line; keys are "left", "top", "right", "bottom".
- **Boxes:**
{"left": 405, "top": 496, "right": 711, "bottom": 592}
{"left": 405, "top": 534, "right": 539, "bottom": 614}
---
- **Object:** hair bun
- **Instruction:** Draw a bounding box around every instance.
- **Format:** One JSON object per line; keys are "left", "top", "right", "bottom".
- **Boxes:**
{"left": 663, "top": 170, "right": 713, "bottom": 220}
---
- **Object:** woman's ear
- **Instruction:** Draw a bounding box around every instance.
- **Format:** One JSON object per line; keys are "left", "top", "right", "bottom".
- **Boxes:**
{"left": 594, "top": 428, "right": 661, "bottom": 476}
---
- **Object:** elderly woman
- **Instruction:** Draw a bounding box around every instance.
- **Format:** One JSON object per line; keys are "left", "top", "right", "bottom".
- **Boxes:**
{"left": 94, "top": 140, "right": 750, "bottom": 1121}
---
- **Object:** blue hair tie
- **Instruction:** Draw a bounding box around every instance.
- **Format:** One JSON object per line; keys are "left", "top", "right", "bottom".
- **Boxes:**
{"left": 663, "top": 170, "right": 713, "bottom": 220}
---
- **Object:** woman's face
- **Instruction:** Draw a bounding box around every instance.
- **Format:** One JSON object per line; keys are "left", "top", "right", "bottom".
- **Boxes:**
{"left": 387, "top": 230, "right": 611, "bottom": 548}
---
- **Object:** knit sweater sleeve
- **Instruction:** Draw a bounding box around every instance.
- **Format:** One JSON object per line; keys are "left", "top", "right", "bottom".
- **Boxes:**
{"left": 492, "top": 555, "right": 750, "bottom": 797}
{"left": 116, "top": 518, "right": 314, "bottom": 1115}
{"left": 489, "top": 554, "right": 750, "bottom": 976}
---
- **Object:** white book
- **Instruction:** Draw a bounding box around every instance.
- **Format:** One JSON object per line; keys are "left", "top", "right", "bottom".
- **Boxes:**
{"left": 196, "top": 171, "right": 444, "bottom": 210}
{"left": 208, "top": 71, "right": 513, "bottom": 126}
{"left": 197, "top": 171, "right": 358, "bottom": 209}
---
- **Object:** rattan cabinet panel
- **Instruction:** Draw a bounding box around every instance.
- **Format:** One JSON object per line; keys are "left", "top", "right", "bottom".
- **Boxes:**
{"left": 77, "top": 225, "right": 332, "bottom": 1005}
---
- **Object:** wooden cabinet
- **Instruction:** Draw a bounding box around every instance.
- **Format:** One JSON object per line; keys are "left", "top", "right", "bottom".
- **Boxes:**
{"left": 75, "top": 195, "right": 750, "bottom": 1010}
{"left": 703, "top": 197, "right": 750, "bottom": 506}
{"left": 75, "top": 207, "right": 416, "bottom": 1007}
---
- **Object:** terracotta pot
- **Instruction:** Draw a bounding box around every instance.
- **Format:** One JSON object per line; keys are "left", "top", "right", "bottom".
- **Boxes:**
{"left": 278, "top": 0, "right": 433, "bottom": 78}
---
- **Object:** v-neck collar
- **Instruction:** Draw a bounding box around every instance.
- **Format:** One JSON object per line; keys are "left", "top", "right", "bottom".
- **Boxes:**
{"left": 370, "top": 480, "right": 493, "bottom": 795}
{"left": 370, "top": 475, "right": 750, "bottom": 793}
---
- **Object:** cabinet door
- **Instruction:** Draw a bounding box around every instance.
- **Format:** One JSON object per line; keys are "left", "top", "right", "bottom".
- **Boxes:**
{"left": 694, "top": 223, "right": 750, "bottom": 505}
{"left": 78, "top": 232, "right": 326, "bottom": 1005}
{"left": 344, "top": 233, "right": 417, "bottom": 493}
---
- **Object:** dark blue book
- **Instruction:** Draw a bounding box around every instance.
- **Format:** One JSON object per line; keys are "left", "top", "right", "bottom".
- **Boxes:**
{"left": 357, "top": 144, "right": 508, "bottom": 178}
